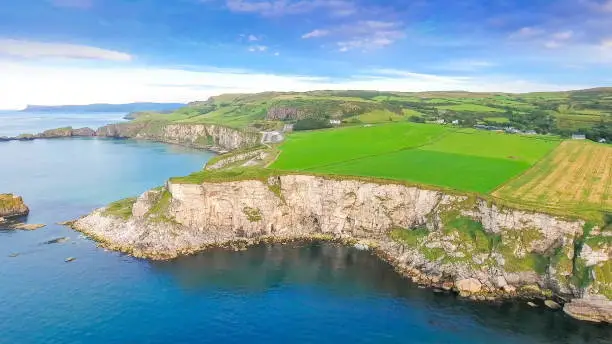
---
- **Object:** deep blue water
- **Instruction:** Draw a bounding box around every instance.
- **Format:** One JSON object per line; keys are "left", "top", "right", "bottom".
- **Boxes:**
{"left": 0, "top": 118, "right": 610, "bottom": 343}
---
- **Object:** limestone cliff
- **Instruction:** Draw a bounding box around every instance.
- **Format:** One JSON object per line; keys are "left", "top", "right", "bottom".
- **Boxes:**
{"left": 0, "top": 194, "right": 29, "bottom": 218}
{"left": 71, "top": 174, "right": 612, "bottom": 323}
{"left": 97, "top": 122, "right": 260, "bottom": 151}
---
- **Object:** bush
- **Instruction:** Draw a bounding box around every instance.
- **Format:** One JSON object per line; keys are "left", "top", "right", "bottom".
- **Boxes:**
{"left": 293, "top": 118, "right": 332, "bottom": 131}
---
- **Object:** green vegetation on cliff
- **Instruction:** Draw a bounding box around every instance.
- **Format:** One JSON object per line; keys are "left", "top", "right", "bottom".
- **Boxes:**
{"left": 102, "top": 198, "right": 136, "bottom": 220}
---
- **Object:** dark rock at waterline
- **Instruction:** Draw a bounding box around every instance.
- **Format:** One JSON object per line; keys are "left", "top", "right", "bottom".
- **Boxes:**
{"left": 42, "top": 237, "right": 69, "bottom": 245}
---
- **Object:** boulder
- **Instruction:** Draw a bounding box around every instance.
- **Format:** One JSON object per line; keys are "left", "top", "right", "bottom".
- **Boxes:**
{"left": 12, "top": 223, "right": 45, "bottom": 231}
{"left": 544, "top": 299, "right": 562, "bottom": 310}
{"left": 563, "top": 296, "right": 612, "bottom": 323}
{"left": 456, "top": 278, "right": 482, "bottom": 293}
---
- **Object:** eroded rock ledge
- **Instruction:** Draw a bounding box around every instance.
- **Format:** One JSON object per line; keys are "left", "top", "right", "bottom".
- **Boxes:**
{"left": 70, "top": 175, "right": 612, "bottom": 323}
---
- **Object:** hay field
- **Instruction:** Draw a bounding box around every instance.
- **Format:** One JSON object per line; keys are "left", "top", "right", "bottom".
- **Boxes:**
{"left": 494, "top": 141, "right": 612, "bottom": 213}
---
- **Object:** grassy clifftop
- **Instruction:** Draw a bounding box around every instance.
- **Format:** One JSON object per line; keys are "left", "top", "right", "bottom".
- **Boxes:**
{"left": 130, "top": 89, "right": 612, "bottom": 140}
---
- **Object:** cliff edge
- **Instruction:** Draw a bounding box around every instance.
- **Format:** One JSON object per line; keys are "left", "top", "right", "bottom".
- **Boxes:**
{"left": 71, "top": 174, "right": 612, "bottom": 323}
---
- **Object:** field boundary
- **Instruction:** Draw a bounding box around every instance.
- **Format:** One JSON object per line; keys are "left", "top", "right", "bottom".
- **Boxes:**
{"left": 490, "top": 139, "right": 564, "bottom": 195}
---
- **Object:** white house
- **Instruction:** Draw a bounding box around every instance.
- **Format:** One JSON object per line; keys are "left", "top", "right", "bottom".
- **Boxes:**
{"left": 599, "top": 138, "right": 607, "bottom": 143}
{"left": 572, "top": 134, "right": 586, "bottom": 140}
{"left": 329, "top": 119, "right": 341, "bottom": 126}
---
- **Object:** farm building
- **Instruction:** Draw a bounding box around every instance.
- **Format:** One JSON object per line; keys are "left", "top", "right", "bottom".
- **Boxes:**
{"left": 599, "top": 138, "right": 607, "bottom": 143}
{"left": 572, "top": 134, "right": 586, "bottom": 140}
{"left": 329, "top": 119, "right": 341, "bottom": 126}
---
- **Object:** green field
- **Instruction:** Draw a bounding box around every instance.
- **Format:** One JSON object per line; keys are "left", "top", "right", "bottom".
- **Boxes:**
{"left": 270, "top": 123, "right": 560, "bottom": 193}
{"left": 270, "top": 123, "right": 450, "bottom": 170}
{"left": 352, "top": 110, "right": 406, "bottom": 123}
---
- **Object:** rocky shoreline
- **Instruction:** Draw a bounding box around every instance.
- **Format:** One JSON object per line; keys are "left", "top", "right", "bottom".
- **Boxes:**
{"left": 69, "top": 175, "right": 612, "bottom": 323}
{"left": 1, "top": 122, "right": 260, "bottom": 153}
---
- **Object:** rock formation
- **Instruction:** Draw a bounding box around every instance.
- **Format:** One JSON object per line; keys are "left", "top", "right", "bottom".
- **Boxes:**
{"left": 71, "top": 174, "right": 612, "bottom": 323}
{"left": 96, "top": 122, "right": 260, "bottom": 151}
{"left": 0, "top": 194, "right": 29, "bottom": 218}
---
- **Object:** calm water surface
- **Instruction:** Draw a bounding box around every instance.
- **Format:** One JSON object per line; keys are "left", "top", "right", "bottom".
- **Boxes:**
{"left": 0, "top": 111, "right": 126, "bottom": 136}
{"left": 0, "top": 118, "right": 610, "bottom": 343}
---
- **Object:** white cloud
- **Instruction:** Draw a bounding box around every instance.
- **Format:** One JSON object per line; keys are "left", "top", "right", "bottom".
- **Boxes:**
{"left": 248, "top": 45, "right": 268, "bottom": 52}
{"left": 436, "top": 59, "right": 496, "bottom": 72}
{"left": 553, "top": 30, "right": 574, "bottom": 40}
{"left": 0, "top": 39, "right": 132, "bottom": 61}
{"left": 0, "top": 60, "right": 589, "bottom": 110}
{"left": 226, "top": 0, "right": 356, "bottom": 16}
{"left": 307, "top": 21, "right": 404, "bottom": 51}
{"left": 302, "top": 29, "right": 329, "bottom": 39}
{"left": 248, "top": 34, "right": 259, "bottom": 41}
{"left": 509, "top": 27, "right": 544, "bottom": 39}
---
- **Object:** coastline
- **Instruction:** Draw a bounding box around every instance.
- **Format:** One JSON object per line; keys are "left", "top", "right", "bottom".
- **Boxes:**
{"left": 68, "top": 175, "right": 612, "bottom": 324}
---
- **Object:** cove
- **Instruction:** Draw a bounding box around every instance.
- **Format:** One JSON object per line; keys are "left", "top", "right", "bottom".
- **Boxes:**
{"left": 0, "top": 138, "right": 610, "bottom": 343}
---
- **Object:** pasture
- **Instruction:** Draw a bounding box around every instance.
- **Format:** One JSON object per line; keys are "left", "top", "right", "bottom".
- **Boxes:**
{"left": 270, "top": 123, "right": 559, "bottom": 193}
{"left": 494, "top": 141, "right": 612, "bottom": 213}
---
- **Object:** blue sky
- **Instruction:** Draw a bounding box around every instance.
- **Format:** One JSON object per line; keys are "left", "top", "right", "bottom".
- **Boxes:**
{"left": 0, "top": 0, "right": 611, "bottom": 108}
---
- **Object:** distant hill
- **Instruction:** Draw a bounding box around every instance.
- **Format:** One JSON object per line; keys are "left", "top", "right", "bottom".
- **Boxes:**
{"left": 22, "top": 102, "right": 185, "bottom": 113}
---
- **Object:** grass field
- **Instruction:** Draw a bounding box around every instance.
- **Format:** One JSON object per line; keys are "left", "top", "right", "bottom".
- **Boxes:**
{"left": 270, "top": 123, "right": 450, "bottom": 170}
{"left": 352, "top": 110, "right": 406, "bottom": 123}
{"left": 494, "top": 141, "right": 612, "bottom": 213}
{"left": 270, "top": 123, "right": 560, "bottom": 193}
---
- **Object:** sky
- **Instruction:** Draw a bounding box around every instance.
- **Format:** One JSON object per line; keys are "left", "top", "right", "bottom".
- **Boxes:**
{"left": 0, "top": 0, "right": 611, "bottom": 109}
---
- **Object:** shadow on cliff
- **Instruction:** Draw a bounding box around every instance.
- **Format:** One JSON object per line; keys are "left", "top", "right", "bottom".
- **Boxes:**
{"left": 150, "top": 242, "right": 611, "bottom": 343}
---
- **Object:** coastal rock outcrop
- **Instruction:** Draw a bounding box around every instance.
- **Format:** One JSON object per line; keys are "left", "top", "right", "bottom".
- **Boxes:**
{"left": 97, "top": 122, "right": 260, "bottom": 151}
{"left": 0, "top": 194, "right": 29, "bottom": 218}
{"left": 71, "top": 174, "right": 612, "bottom": 322}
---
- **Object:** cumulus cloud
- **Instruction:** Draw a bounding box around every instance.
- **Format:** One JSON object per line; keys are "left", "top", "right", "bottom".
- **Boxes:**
{"left": 226, "top": 0, "right": 356, "bottom": 16}
{"left": 0, "top": 39, "right": 132, "bottom": 61}
{"left": 0, "top": 60, "right": 588, "bottom": 110}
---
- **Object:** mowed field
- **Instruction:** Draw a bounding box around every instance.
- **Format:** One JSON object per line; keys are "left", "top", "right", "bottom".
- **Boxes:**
{"left": 270, "top": 123, "right": 560, "bottom": 193}
{"left": 494, "top": 141, "right": 612, "bottom": 213}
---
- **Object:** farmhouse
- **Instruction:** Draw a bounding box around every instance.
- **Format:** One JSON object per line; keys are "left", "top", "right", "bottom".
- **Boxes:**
{"left": 329, "top": 119, "right": 341, "bottom": 126}
{"left": 572, "top": 134, "right": 586, "bottom": 140}
{"left": 599, "top": 138, "right": 607, "bottom": 143}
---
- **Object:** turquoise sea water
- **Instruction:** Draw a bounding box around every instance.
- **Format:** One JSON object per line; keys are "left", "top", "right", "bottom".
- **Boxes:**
{"left": 0, "top": 114, "right": 610, "bottom": 343}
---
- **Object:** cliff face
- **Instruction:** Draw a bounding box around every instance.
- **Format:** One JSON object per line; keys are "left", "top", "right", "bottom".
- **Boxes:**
{"left": 97, "top": 122, "right": 259, "bottom": 151}
{"left": 71, "top": 175, "right": 612, "bottom": 322}
{"left": 0, "top": 194, "right": 29, "bottom": 218}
